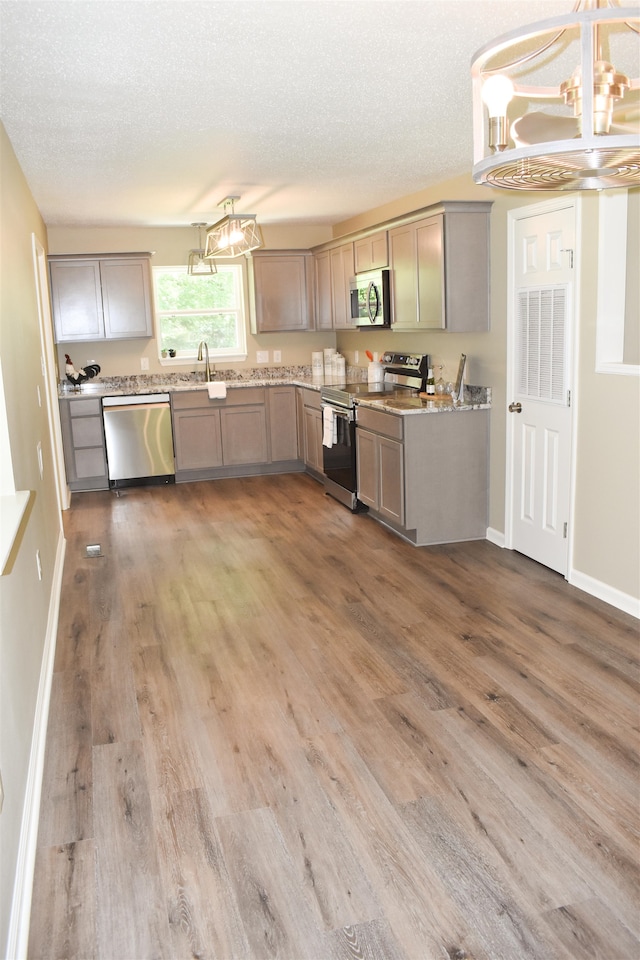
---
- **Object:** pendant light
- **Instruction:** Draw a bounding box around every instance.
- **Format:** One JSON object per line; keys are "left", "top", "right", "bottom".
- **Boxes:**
{"left": 188, "top": 223, "right": 217, "bottom": 275}
{"left": 471, "top": 2, "right": 640, "bottom": 190}
{"left": 204, "top": 196, "right": 264, "bottom": 260}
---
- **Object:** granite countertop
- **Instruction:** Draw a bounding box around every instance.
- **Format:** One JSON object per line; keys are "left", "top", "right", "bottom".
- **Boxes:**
{"left": 58, "top": 367, "right": 490, "bottom": 414}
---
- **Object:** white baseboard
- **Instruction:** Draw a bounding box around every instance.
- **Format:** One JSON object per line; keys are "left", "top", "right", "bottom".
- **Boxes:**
{"left": 569, "top": 567, "right": 640, "bottom": 620}
{"left": 6, "top": 529, "right": 66, "bottom": 960}
{"left": 486, "top": 527, "right": 506, "bottom": 548}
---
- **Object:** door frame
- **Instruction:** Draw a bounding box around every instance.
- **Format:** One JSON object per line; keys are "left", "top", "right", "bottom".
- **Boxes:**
{"left": 504, "top": 196, "right": 581, "bottom": 578}
{"left": 32, "top": 234, "right": 70, "bottom": 514}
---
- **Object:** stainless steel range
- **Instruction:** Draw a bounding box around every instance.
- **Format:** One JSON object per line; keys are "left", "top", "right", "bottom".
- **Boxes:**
{"left": 320, "top": 352, "right": 429, "bottom": 511}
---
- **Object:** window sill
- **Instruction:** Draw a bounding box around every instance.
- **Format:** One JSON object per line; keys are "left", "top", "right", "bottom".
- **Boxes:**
{"left": 1, "top": 489, "right": 32, "bottom": 574}
{"left": 159, "top": 354, "right": 248, "bottom": 366}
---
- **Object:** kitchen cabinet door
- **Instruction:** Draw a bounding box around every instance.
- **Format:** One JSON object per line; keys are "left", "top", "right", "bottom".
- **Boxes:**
{"left": 220, "top": 406, "right": 268, "bottom": 465}
{"left": 355, "top": 428, "right": 378, "bottom": 509}
{"left": 173, "top": 407, "right": 223, "bottom": 471}
{"left": 303, "top": 406, "right": 323, "bottom": 474}
{"left": 378, "top": 435, "right": 404, "bottom": 523}
{"left": 268, "top": 387, "right": 298, "bottom": 462}
{"left": 356, "top": 427, "right": 404, "bottom": 524}
{"left": 354, "top": 231, "right": 388, "bottom": 272}
{"left": 389, "top": 222, "right": 419, "bottom": 330}
{"left": 330, "top": 243, "right": 355, "bottom": 330}
{"left": 50, "top": 261, "right": 104, "bottom": 341}
{"left": 250, "top": 251, "right": 314, "bottom": 333}
{"left": 100, "top": 258, "right": 154, "bottom": 339}
{"left": 313, "top": 250, "right": 333, "bottom": 331}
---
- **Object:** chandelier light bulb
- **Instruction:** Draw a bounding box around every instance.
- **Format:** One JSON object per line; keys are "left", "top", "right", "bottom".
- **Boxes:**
{"left": 482, "top": 74, "right": 514, "bottom": 152}
{"left": 481, "top": 74, "right": 514, "bottom": 118}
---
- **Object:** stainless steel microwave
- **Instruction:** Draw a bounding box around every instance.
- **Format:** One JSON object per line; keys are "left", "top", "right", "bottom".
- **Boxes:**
{"left": 349, "top": 269, "right": 391, "bottom": 328}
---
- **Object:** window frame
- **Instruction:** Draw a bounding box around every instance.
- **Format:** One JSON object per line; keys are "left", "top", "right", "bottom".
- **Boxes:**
{"left": 152, "top": 262, "right": 248, "bottom": 364}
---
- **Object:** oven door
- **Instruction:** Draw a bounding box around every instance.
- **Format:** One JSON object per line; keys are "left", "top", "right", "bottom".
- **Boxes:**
{"left": 321, "top": 404, "right": 366, "bottom": 512}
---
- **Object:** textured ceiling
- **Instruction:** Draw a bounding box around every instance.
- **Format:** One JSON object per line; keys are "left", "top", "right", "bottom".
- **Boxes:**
{"left": 0, "top": 0, "right": 579, "bottom": 227}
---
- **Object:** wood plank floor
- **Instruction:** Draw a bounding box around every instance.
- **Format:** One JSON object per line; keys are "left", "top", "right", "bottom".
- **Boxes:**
{"left": 28, "top": 474, "right": 640, "bottom": 960}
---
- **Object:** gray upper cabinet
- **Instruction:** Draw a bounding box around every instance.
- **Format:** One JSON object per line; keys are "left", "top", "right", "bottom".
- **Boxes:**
{"left": 49, "top": 253, "right": 154, "bottom": 342}
{"left": 312, "top": 242, "right": 355, "bottom": 330}
{"left": 354, "top": 230, "right": 388, "bottom": 272}
{"left": 389, "top": 201, "right": 492, "bottom": 333}
{"left": 249, "top": 250, "right": 314, "bottom": 333}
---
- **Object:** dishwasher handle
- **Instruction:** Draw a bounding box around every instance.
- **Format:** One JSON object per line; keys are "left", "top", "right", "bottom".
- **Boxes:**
{"left": 102, "top": 393, "right": 171, "bottom": 407}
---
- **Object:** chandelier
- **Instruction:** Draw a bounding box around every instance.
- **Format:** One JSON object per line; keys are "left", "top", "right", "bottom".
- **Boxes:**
{"left": 471, "top": 2, "right": 640, "bottom": 190}
{"left": 187, "top": 223, "right": 217, "bottom": 275}
{"left": 204, "top": 196, "right": 264, "bottom": 259}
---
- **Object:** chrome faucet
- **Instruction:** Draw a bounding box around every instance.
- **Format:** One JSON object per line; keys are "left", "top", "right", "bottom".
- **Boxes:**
{"left": 197, "top": 340, "right": 213, "bottom": 381}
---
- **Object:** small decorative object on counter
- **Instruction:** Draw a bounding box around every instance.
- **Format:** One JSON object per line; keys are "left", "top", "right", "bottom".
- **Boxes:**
{"left": 426, "top": 367, "right": 435, "bottom": 396}
{"left": 64, "top": 354, "right": 101, "bottom": 389}
{"left": 168, "top": 348, "right": 176, "bottom": 357}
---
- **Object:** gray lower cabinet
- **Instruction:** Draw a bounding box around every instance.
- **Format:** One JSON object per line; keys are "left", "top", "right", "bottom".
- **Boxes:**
{"left": 268, "top": 386, "right": 299, "bottom": 462}
{"left": 172, "top": 386, "right": 302, "bottom": 481}
{"left": 356, "top": 421, "right": 404, "bottom": 524}
{"left": 173, "top": 404, "right": 223, "bottom": 471}
{"left": 356, "top": 404, "right": 488, "bottom": 545}
{"left": 297, "top": 387, "right": 323, "bottom": 478}
{"left": 59, "top": 397, "right": 109, "bottom": 491}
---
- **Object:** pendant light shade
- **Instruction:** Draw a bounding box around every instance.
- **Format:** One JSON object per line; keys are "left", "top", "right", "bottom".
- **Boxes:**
{"left": 204, "top": 196, "right": 264, "bottom": 259}
{"left": 188, "top": 223, "right": 217, "bottom": 275}
{"left": 471, "top": 3, "right": 640, "bottom": 191}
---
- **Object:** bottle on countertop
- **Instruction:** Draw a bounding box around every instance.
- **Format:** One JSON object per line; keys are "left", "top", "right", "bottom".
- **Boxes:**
{"left": 426, "top": 367, "right": 435, "bottom": 396}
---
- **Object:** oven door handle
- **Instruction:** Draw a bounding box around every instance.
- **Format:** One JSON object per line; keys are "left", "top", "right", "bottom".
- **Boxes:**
{"left": 322, "top": 404, "right": 355, "bottom": 422}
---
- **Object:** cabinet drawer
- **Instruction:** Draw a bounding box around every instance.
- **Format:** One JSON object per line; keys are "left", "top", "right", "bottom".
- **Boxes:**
{"left": 69, "top": 398, "right": 102, "bottom": 417}
{"left": 299, "top": 387, "right": 321, "bottom": 411}
{"left": 356, "top": 406, "right": 404, "bottom": 440}
{"left": 75, "top": 447, "right": 108, "bottom": 479}
{"left": 71, "top": 416, "right": 105, "bottom": 447}
{"left": 172, "top": 387, "right": 265, "bottom": 410}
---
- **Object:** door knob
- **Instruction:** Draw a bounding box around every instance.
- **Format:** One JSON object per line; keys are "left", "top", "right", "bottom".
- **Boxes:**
{"left": 508, "top": 401, "right": 522, "bottom": 413}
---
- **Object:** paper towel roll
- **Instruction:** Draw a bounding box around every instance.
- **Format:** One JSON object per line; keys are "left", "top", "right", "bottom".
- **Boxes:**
{"left": 207, "top": 382, "right": 227, "bottom": 399}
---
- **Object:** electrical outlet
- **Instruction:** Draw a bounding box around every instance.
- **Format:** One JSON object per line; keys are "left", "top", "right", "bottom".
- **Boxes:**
{"left": 37, "top": 441, "right": 43, "bottom": 479}
{"left": 256, "top": 351, "right": 269, "bottom": 364}
{"left": 273, "top": 350, "right": 282, "bottom": 363}
{"left": 36, "top": 549, "right": 42, "bottom": 581}
{"left": 354, "top": 350, "right": 359, "bottom": 364}
{"left": 140, "top": 357, "right": 149, "bottom": 371}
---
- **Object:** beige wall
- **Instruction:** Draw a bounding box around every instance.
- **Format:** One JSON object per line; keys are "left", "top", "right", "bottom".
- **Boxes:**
{"left": 47, "top": 223, "right": 336, "bottom": 380}
{"left": 572, "top": 193, "right": 640, "bottom": 601}
{"left": 0, "top": 123, "right": 61, "bottom": 952}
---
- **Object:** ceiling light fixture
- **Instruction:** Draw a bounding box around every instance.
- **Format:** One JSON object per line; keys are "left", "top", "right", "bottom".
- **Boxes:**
{"left": 204, "top": 196, "right": 264, "bottom": 259}
{"left": 187, "top": 223, "right": 217, "bottom": 275}
{"left": 471, "top": 1, "right": 640, "bottom": 190}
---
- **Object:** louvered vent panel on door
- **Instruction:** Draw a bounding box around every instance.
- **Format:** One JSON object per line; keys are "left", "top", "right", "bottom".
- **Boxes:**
{"left": 517, "top": 285, "right": 567, "bottom": 403}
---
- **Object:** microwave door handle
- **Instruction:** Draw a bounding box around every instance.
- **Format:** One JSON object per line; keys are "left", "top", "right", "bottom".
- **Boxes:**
{"left": 367, "top": 281, "right": 379, "bottom": 323}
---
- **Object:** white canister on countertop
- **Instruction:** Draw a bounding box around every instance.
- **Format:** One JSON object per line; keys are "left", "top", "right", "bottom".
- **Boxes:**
{"left": 368, "top": 361, "right": 383, "bottom": 384}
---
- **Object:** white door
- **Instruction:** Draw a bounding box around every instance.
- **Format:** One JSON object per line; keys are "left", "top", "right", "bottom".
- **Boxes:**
{"left": 507, "top": 201, "right": 576, "bottom": 576}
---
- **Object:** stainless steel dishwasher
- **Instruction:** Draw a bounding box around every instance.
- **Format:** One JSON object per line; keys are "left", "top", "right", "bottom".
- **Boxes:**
{"left": 102, "top": 394, "right": 175, "bottom": 487}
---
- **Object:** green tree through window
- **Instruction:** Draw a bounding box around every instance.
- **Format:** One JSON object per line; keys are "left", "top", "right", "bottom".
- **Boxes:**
{"left": 153, "top": 265, "right": 247, "bottom": 358}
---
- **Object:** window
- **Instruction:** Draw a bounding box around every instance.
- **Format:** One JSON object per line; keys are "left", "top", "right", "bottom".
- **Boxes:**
{"left": 153, "top": 264, "right": 247, "bottom": 361}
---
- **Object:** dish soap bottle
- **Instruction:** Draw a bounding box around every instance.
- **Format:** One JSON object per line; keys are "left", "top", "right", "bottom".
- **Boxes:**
{"left": 426, "top": 367, "right": 435, "bottom": 396}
